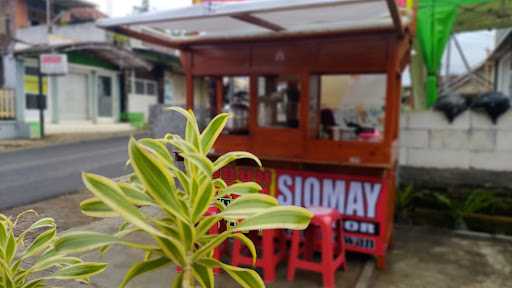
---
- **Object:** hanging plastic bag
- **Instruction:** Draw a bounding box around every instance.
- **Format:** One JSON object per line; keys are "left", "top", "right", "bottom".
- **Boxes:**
{"left": 471, "top": 91, "right": 511, "bottom": 124}
{"left": 434, "top": 92, "right": 468, "bottom": 123}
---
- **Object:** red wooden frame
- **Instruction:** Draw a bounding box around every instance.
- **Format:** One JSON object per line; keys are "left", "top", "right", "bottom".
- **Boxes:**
{"left": 181, "top": 31, "right": 412, "bottom": 168}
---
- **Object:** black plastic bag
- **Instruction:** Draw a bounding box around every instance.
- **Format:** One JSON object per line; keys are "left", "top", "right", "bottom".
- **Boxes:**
{"left": 434, "top": 93, "right": 468, "bottom": 123}
{"left": 471, "top": 91, "right": 511, "bottom": 124}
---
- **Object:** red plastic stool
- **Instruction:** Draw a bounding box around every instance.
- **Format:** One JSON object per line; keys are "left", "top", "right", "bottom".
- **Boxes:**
{"left": 287, "top": 207, "right": 346, "bottom": 288}
{"left": 231, "top": 229, "right": 288, "bottom": 283}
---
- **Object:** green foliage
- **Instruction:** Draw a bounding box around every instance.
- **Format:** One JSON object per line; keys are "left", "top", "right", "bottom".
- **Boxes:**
{"left": 57, "top": 107, "right": 313, "bottom": 288}
{"left": 396, "top": 185, "right": 417, "bottom": 222}
{"left": 434, "top": 190, "right": 497, "bottom": 228}
{"left": 0, "top": 211, "right": 107, "bottom": 288}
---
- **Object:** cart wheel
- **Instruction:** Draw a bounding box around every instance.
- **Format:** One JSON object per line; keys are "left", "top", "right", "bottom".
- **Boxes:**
{"left": 376, "top": 255, "right": 386, "bottom": 270}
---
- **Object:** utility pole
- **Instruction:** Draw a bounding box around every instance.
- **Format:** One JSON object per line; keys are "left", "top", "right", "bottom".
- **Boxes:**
{"left": 37, "top": 0, "right": 53, "bottom": 138}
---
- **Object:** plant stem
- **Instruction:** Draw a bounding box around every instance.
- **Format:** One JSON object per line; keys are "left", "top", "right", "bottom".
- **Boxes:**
{"left": 182, "top": 259, "right": 194, "bottom": 288}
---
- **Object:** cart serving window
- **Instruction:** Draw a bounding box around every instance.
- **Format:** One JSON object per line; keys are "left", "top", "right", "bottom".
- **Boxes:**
{"left": 99, "top": 0, "right": 414, "bottom": 269}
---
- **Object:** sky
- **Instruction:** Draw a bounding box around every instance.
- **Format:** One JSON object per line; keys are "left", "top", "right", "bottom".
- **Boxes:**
{"left": 89, "top": 0, "right": 496, "bottom": 78}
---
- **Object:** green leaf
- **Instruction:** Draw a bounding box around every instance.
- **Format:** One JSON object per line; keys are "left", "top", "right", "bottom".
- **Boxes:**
{"left": 198, "top": 258, "right": 264, "bottom": 288}
{"left": 30, "top": 256, "right": 82, "bottom": 273}
{"left": 118, "top": 183, "right": 154, "bottom": 207}
{"left": 221, "top": 182, "right": 262, "bottom": 197}
{"left": 170, "top": 272, "right": 184, "bottom": 288}
{"left": 235, "top": 206, "right": 313, "bottom": 231}
{"left": 5, "top": 232, "right": 16, "bottom": 263}
{"left": 193, "top": 232, "right": 253, "bottom": 262}
{"left": 55, "top": 231, "right": 155, "bottom": 255}
{"left": 167, "top": 107, "right": 201, "bottom": 151}
{"left": 221, "top": 194, "right": 278, "bottom": 220}
{"left": 177, "top": 220, "right": 195, "bottom": 250}
{"left": 0, "top": 220, "right": 8, "bottom": 247}
{"left": 128, "top": 139, "right": 188, "bottom": 223}
{"left": 181, "top": 153, "right": 214, "bottom": 176}
{"left": 23, "top": 228, "right": 56, "bottom": 259}
{"left": 200, "top": 113, "right": 230, "bottom": 154}
{"left": 20, "top": 279, "right": 44, "bottom": 288}
{"left": 154, "top": 236, "right": 186, "bottom": 267}
{"left": 196, "top": 215, "right": 221, "bottom": 238}
{"left": 139, "top": 138, "right": 174, "bottom": 167}
{"left": 46, "top": 263, "right": 107, "bottom": 280}
{"left": 80, "top": 198, "right": 118, "bottom": 218}
{"left": 192, "top": 263, "right": 214, "bottom": 288}
{"left": 192, "top": 183, "right": 215, "bottom": 223}
{"left": 54, "top": 231, "right": 120, "bottom": 255}
{"left": 119, "top": 257, "right": 171, "bottom": 288}
{"left": 82, "top": 173, "right": 164, "bottom": 237}
{"left": 213, "top": 151, "right": 262, "bottom": 172}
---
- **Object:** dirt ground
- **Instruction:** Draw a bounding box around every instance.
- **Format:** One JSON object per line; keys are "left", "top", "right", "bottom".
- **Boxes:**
{"left": 0, "top": 190, "right": 96, "bottom": 232}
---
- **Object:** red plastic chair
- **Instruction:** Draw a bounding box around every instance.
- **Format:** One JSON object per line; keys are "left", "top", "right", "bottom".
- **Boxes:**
{"left": 287, "top": 207, "right": 346, "bottom": 288}
{"left": 231, "top": 229, "right": 288, "bottom": 283}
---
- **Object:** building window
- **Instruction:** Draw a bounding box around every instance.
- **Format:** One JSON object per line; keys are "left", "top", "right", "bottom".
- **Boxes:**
{"left": 129, "top": 78, "right": 158, "bottom": 96}
{"left": 257, "top": 75, "right": 300, "bottom": 129}
{"left": 310, "top": 74, "right": 387, "bottom": 142}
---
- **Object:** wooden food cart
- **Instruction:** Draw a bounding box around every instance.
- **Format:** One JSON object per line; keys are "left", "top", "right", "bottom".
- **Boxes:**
{"left": 100, "top": 0, "right": 415, "bottom": 268}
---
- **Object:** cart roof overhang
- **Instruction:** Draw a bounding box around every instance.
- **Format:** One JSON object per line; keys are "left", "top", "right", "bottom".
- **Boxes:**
{"left": 97, "top": 0, "right": 412, "bottom": 49}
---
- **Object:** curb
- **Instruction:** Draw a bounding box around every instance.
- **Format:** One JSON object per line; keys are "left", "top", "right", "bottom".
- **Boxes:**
{"left": 354, "top": 260, "right": 376, "bottom": 288}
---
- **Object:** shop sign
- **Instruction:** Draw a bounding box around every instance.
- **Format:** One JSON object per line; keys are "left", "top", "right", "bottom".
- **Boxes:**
{"left": 40, "top": 54, "right": 68, "bottom": 75}
{"left": 216, "top": 166, "right": 387, "bottom": 254}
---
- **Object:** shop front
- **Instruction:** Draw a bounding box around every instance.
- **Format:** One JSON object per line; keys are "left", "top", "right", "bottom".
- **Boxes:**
{"left": 99, "top": 0, "right": 415, "bottom": 268}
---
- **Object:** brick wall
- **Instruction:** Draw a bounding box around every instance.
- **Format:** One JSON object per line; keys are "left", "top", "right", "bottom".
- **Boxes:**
{"left": 400, "top": 110, "right": 512, "bottom": 172}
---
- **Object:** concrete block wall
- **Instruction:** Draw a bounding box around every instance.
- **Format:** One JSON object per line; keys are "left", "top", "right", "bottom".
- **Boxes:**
{"left": 400, "top": 110, "right": 512, "bottom": 172}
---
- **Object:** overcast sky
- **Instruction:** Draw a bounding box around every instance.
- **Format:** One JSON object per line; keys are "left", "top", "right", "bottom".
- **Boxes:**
{"left": 89, "top": 0, "right": 496, "bottom": 79}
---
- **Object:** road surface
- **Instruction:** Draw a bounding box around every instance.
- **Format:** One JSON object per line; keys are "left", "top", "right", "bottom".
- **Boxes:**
{"left": 0, "top": 136, "right": 131, "bottom": 210}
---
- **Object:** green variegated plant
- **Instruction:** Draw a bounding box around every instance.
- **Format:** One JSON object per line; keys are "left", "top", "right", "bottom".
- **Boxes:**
{"left": 0, "top": 211, "right": 107, "bottom": 288}
{"left": 56, "top": 107, "right": 313, "bottom": 288}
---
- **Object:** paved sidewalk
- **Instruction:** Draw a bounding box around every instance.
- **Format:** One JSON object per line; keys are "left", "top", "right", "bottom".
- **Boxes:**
{"left": 373, "top": 226, "right": 512, "bottom": 288}
{"left": 0, "top": 131, "right": 137, "bottom": 153}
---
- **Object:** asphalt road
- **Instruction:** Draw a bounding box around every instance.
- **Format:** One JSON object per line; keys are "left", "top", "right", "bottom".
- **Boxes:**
{"left": 0, "top": 136, "right": 131, "bottom": 210}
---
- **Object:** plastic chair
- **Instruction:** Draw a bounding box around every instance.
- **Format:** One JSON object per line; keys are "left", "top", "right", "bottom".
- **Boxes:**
{"left": 287, "top": 207, "right": 346, "bottom": 288}
{"left": 231, "top": 229, "right": 288, "bottom": 283}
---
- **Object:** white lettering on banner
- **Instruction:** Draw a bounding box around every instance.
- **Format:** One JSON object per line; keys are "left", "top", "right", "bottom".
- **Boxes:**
{"left": 364, "top": 183, "right": 381, "bottom": 218}
{"left": 346, "top": 182, "right": 365, "bottom": 217}
{"left": 303, "top": 177, "right": 321, "bottom": 207}
{"left": 322, "top": 179, "right": 346, "bottom": 212}
{"left": 294, "top": 176, "right": 303, "bottom": 206}
{"left": 277, "top": 175, "right": 293, "bottom": 205}
{"left": 276, "top": 174, "right": 382, "bottom": 219}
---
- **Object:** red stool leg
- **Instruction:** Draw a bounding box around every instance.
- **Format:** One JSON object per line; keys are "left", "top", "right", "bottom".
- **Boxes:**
{"left": 320, "top": 220, "right": 335, "bottom": 288}
{"left": 262, "top": 230, "right": 277, "bottom": 283}
{"left": 231, "top": 239, "right": 242, "bottom": 267}
{"left": 287, "top": 230, "right": 300, "bottom": 281}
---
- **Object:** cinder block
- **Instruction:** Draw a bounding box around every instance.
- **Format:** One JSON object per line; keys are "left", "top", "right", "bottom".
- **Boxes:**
{"left": 399, "top": 147, "right": 408, "bottom": 165}
{"left": 407, "top": 148, "right": 470, "bottom": 169}
{"left": 469, "top": 130, "right": 496, "bottom": 152}
{"left": 471, "top": 151, "right": 512, "bottom": 171}
{"left": 408, "top": 110, "right": 469, "bottom": 130}
{"left": 429, "top": 129, "right": 469, "bottom": 150}
{"left": 496, "top": 131, "right": 512, "bottom": 151}
{"left": 470, "top": 112, "right": 497, "bottom": 130}
{"left": 497, "top": 112, "right": 512, "bottom": 131}
{"left": 399, "top": 129, "right": 429, "bottom": 148}
{"left": 400, "top": 113, "right": 408, "bottom": 129}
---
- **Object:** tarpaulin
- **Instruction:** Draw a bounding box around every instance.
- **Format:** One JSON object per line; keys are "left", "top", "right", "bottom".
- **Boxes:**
{"left": 417, "top": 0, "right": 492, "bottom": 107}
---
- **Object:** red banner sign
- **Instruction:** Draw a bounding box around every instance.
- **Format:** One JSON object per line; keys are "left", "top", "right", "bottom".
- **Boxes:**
{"left": 216, "top": 166, "right": 391, "bottom": 257}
